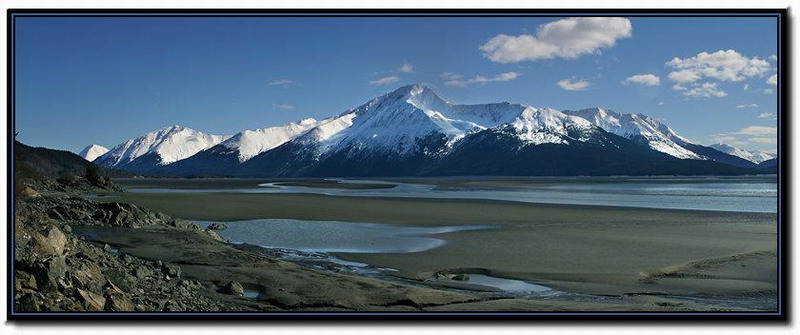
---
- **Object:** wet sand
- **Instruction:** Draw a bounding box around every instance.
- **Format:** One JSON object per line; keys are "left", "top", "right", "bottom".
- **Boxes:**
{"left": 81, "top": 224, "right": 736, "bottom": 311}
{"left": 116, "top": 178, "right": 395, "bottom": 190}
{"left": 101, "top": 188, "right": 778, "bottom": 310}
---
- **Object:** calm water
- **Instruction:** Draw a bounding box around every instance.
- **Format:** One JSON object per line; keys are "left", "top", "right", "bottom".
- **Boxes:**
{"left": 461, "top": 274, "right": 551, "bottom": 293}
{"left": 199, "top": 219, "right": 490, "bottom": 253}
{"left": 198, "top": 219, "right": 553, "bottom": 294}
{"left": 132, "top": 176, "right": 778, "bottom": 213}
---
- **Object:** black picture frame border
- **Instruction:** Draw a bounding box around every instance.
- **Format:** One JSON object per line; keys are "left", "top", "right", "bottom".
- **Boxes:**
{"left": 6, "top": 7, "right": 790, "bottom": 322}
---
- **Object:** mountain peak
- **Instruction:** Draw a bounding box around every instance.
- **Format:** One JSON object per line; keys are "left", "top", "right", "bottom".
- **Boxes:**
{"left": 78, "top": 144, "right": 109, "bottom": 162}
{"left": 390, "top": 83, "right": 433, "bottom": 96}
{"left": 709, "top": 143, "right": 775, "bottom": 163}
{"left": 562, "top": 108, "right": 703, "bottom": 160}
{"left": 220, "top": 119, "right": 321, "bottom": 162}
{"left": 382, "top": 84, "right": 447, "bottom": 103}
{"left": 156, "top": 124, "right": 188, "bottom": 134}
{"left": 94, "top": 126, "right": 230, "bottom": 168}
{"left": 710, "top": 142, "right": 734, "bottom": 150}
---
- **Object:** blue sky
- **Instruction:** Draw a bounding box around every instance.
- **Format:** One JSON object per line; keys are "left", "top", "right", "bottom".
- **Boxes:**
{"left": 14, "top": 15, "right": 779, "bottom": 154}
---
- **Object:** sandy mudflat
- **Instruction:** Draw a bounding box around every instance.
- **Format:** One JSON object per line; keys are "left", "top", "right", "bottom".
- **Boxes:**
{"left": 101, "top": 183, "right": 778, "bottom": 311}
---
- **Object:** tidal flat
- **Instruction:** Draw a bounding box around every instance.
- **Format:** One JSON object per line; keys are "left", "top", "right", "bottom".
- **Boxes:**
{"left": 104, "top": 177, "right": 778, "bottom": 311}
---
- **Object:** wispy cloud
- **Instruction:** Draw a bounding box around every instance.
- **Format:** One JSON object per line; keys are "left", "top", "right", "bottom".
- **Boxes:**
{"left": 399, "top": 63, "right": 414, "bottom": 73}
{"left": 749, "top": 137, "right": 777, "bottom": 145}
{"left": 622, "top": 74, "right": 660, "bottom": 86}
{"left": 682, "top": 82, "right": 726, "bottom": 98}
{"left": 273, "top": 103, "right": 296, "bottom": 111}
{"left": 736, "top": 104, "right": 759, "bottom": 108}
{"left": 442, "top": 72, "right": 521, "bottom": 87}
{"left": 738, "top": 126, "right": 777, "bottom": 136}
{"left": 710, "top": 125, "right": 778, "bottom": 149}
{"left": 758, "top": 112, "right": 777, "bottom": 120}
{"left": 709, "top": 135, "right": 744, "bottom": 146}
{"left": 557, "top": 78, "right": 590, "bottom": 91}
{"left": 369, "top": 76, "right": 401, "bottom": 86}
{"left": 480, "top": 17, "right": 632, "bottom": 63}
{"left": 268, "top": 79, "right": 295, "bottom": 87}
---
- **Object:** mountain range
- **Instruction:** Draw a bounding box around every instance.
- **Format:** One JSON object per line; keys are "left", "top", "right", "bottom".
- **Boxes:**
{"left": 84, "top": 84, "right": 775, "bottom": 177}
{"left": 708, "top": 143, "right": 776, "bottom": 164}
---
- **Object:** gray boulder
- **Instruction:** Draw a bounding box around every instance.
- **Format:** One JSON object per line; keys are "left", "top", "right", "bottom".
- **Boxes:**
{"left": 206, "top": 223, "right": 228, "bottom": 231}
{"left": 222, "top": 281, "right": 245, "bottom": 296}
{"left": 162, "top": 263, "right": 182, "bottom": 278}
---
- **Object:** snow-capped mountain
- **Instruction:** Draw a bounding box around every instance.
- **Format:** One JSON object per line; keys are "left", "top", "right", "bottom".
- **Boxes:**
{"left": 561, "top": 108, "right": 762, "bottom": 168}
{"left": 562, "top": 108, "right": 702, "bottom": 159}
{"left": 220, "top": 118, "right": 319, "bottom": 162}
{"left": 229, "top": 85, "right": 748, "bottom": 177}
{"left": 94, "top": 125, "right": 229, "bottom": 172}
{"left": 156, "top": 119, "right": 321, "bottom": 176}
{"left": 102, "top": 85, "right": 757, "bottom": 176}
{"left": 709, "top": 143, "right": 776, "bottom": 164}
{"left": 269, "top": 85, "right": 594, "bottom": 157}
{"left": 78, "top": 144, "right": 109, "bottom": 162}
{"left": 292, "top": 85, "right": 490, "bottom": 155}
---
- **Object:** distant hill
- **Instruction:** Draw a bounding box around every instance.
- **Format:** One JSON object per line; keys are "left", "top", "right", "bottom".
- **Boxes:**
{"left": 14, "top": 140, "right": 134, "bottom": 180}
{"left": 758, "top": 158, "right": 778, "bottom": 173}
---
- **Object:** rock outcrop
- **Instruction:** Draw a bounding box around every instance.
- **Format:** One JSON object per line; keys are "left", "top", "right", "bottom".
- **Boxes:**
{"left": 13, "top": 187, "right": 240, "bottom": 312}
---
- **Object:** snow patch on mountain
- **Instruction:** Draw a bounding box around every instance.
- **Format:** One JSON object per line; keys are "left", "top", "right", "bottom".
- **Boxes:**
{"left": 709, "top": 143, "right": 776, "bottom": 163}
{"left": 563, "top": 108, "right": 703, "bottom": 159}
{"left": 98, "top": 125, "right": 230, "bottom": 166}
{"left": 511, "top": 107, "right": 594, "bottom": 145}
{"left": 221, "top": 118, "right": 319, "bottom": 162}
{"left": 78, "top": 144, "right": 109, "bottom": 162}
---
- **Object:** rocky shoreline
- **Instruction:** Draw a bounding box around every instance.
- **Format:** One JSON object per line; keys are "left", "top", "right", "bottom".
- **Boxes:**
{"left": 12, "top": 182, "right": 487, "bottom": 312}
{"left": 13, "top": 184, "right": 247, "bottom": 312}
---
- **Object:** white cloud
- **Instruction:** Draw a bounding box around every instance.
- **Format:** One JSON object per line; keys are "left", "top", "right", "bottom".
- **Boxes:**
{"left": 764, "top": 88, "right": 774, "bottom": 94}
{"left": 758, "top": 112, "right": 777, "bottom": 120}
{"left": 666, "top": 50, "right": 771, "bottom": 82}
{"left": 672, "top": 84, "right": 687, "bottom": 91}
{"left": 770, "top": 54, "right": 778, "bottom": 61}
{"left": 767, "top": 74, "right": 777, "bottom": 86}
{"left": 667, "top": 70, "right": 701, "bottom": 83}
{"left": 268, "top": 79, "right": 294, "bottom": 87}
{"left": 557, "top": 78, "right": 590, "bottom": 91}
{"left": 658, "top": 102, "right": 666, "bottom": 106}
{"left": 749, "top": 137, "right": 777, "bottom": 145}
{"left": 622, "top": 74, "right": 660, "bottom": 86}
{"left": 736, "top": 104, "right": 759, "bottom": 108}
{"left": 743, "top": 84, "right": 750, "bottom": 91}
{"left": 480, "top": 17, "right": 632, "bottom": 63}
{"left": 273, "top": 103, "right": 295, "bottom": 111}
{"left": 369, "top": 76, "right": 401, "bottom": 86}
{"left": 711, "top": 126, "right": 778, "bottom": 149}
{"left": 738, "top": 126, "right": 777, "bottom": 136}
{"left": 443, "top": 72, "right": 521, "bottom": 87}
{"left": 399, "top": 63, "right": 414, "bottom": 73}
{"left": 683, "top": 82, "right": 727, "bottom": 98}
